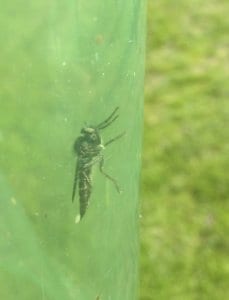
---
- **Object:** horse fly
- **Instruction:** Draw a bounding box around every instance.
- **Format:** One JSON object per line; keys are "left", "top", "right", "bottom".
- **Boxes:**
{"left": 72, "top": 107, "right": 124, "bottom": 222}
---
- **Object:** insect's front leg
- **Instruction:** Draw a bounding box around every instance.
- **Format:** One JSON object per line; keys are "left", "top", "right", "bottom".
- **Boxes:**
{"left": 99, "top": 155, "right": 121, "bottom": 193}
{"left": 83, "top": 155, "right": 102, "bottom": 169}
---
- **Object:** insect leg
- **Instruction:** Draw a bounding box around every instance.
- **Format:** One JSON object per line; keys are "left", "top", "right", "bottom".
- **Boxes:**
{"left": 104, "top": 132, "right": 125, "bottom": 147}
{"left": 99, "top": 155, "right": 121, "bottom": 193}
{"left": 83, "top": 156, "right": 102, "bottom": 168}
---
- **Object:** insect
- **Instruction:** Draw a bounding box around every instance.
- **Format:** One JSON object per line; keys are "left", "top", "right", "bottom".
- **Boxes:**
{"left": 72, "top": 107, "right": 124, "bottom": 221}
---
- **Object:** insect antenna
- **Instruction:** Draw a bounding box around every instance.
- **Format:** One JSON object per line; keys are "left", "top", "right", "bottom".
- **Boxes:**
{"left": 96, "top": 107, "right": 119, "bottom": 130}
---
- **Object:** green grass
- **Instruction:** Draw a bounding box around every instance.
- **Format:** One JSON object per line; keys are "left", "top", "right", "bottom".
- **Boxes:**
{"left": 140, "top": 1, "right": 229, "bottom": 299}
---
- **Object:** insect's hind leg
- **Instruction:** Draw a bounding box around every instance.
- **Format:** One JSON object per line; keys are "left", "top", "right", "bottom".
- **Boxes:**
{"left": 99, "top": 156, "right": 121, "bottom": 193}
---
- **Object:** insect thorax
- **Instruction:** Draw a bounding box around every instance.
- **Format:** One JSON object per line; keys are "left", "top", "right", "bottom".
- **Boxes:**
{"left": 74, "top": 127, "right": 103, "bottom": 158}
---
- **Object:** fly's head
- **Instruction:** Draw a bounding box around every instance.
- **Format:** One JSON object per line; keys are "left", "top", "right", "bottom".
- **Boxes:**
{"left": 75, "top": 107, "right": 120, "bottom": 155}
{"left": 81, "top": 126, "right": 101, "bottom": 146}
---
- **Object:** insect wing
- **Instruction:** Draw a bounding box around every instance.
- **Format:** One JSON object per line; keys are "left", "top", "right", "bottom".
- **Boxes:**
{"left": 72, "top": 160, "right": 79, "bottom": 202}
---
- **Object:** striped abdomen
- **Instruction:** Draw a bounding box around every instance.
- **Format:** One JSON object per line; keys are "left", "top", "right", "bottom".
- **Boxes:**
{"left": 78, "top": 166, "right": 92, "bottom": 219}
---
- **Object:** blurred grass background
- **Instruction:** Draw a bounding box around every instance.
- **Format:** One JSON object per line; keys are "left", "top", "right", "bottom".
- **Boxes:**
{"left": 140, "top": 1, "right": 229, "bottom": 299}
